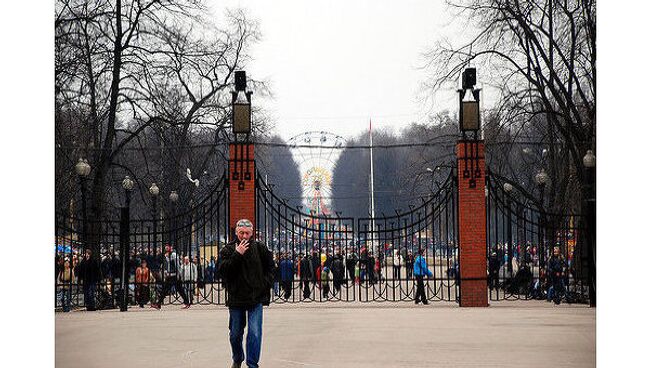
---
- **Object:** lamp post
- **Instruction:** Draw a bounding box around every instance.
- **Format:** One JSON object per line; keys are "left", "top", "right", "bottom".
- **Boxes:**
{"left": 122, "top": 175, "right": 134, "bottom": 207}
{"left": 458, "top": 68, "right": 481, "bottom": 140}
{"left": 170, "top": 190, "right": 179, "bottom": 249}
{"left": 75, "top": 158, "right": 91, "bottom": 252}
{"left": 232, "top": 70, "right": 252, "bottom": 138}
{"left": 426, "top": 167, "right": 442, "bottom": 192}
{"left": 149, "top": 183, "right": 159, "bottom": 259}
{"left": 120, "top": 175, "right": 134, "bottom": 312}
{"left": 503, "top": 182, "right": 514, "bottom": 275}
{"left": 582, "top": 150, "right": 596, "bottom": 307}
{"left": 535, "top": 168, "right": 550, "bottom": 268}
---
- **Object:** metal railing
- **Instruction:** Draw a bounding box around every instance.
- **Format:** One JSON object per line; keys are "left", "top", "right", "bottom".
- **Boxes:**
{"left": 485, "top": 173, "right": 590, "bottom": 303}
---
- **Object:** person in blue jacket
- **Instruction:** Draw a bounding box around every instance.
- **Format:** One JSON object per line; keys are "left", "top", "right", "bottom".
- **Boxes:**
{"left": 413, "top": 248, "right": 433, "bottom": 305}
{"left": 279, "top": 253, "right": 294, "bottom": 300}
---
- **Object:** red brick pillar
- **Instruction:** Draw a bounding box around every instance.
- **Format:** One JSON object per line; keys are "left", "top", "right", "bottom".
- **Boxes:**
{"left": 229, "top": 143, "right": 256, "bottom": 239}
{"left": 456, "top": 140, "right": 488, "bottom": 307}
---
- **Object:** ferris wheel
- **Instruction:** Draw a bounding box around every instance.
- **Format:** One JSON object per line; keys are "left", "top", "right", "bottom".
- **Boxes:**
{"left": 288, "top": 131, "right": 345, "bottom": 216}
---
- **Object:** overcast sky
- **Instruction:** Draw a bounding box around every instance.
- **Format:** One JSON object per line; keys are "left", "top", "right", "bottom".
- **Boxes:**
{"left": 208, "top": 0, "right": 472, "bottom": 141}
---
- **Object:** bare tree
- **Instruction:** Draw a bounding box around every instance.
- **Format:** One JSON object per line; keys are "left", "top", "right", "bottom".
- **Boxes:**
{"left": 55, "top": 0, "right": 263, "bottom": 254}
{"left": 424, "top": 0, "right": 595, "bottom": 215}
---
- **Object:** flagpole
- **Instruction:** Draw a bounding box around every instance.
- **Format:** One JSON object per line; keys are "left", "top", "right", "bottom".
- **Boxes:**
{"left": 369, "top": 118, "right": 377, "bottom": 255}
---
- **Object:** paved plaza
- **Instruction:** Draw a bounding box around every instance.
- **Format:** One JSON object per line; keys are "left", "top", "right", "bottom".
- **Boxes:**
{"left": 55, "top": 301, "right": 595, "bottom": 368}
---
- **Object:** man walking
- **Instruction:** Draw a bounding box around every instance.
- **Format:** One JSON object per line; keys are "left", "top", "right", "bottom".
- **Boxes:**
{"left": 299, "top": 253, "right": 312, "bottom": 299}
{"left": 151, "top": 244, "right": 190, "bottom": 309}
{"left": 180, "top": 256, "right": 198, "bottom": 306}
{"left": 393, "top": 247, "right": 402, "bottom": 281}
{"left": 406, "top": 250, "right": 414, "bottom": 279}
{"left": 413, "top": 248, "right": 433, "bottom": 305}
{"left": 135, "top": 259, "right": 150, "bottom": 308}
{"left": 77, "top": 249, "right": 101, "bottom": 311}
{"left": 330, "top": 248, "right": 345, "bottom": 296}
{"left": 547, "top": 246, "right": 566, "bottom": 305}
{"left": 218, "top": 219, "right": 275, "bottom": 368}
{"left": 279, "top": 253, "right": 294, "bottom": 300}
{"left": 345, "top": 248, "right": 358, "bottom": 283}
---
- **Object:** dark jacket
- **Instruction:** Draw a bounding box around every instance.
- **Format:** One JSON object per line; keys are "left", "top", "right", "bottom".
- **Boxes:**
{"left": 310, "top": 254, "right": 320, "bottom": 278}
{"left": 299, "top": 256, "right": 312, "bottom": 280}
{"left": 547, "top": 256, "right": 565, "bottom": 283}
{"left": 101, "top": 257, "right": 113, "bottom": 279}
{"left": 77, "top": 257, "right": 101, "bottom": 284}
{"left": 218, "top": 239, "right": 275, "bottom": 308}
{"left": 345, "top": 253, "right": 358, "bottom": 270}
{"left": 161, "top": 252, "right": 179, "bottom": 277}
{"left": 331, "top": 254, "right": 345, "bottom": 280}
{"left": 111, "top": 256, "right": 122, "bottom": 279}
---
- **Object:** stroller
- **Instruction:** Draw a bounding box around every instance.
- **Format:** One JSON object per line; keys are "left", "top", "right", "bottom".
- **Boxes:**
{"left": 505, "top": 265, "right": 533, "bottom": 295}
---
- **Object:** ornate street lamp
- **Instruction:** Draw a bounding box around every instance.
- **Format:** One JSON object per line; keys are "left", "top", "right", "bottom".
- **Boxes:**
{"left": 169, "top": 190, "right": 179, "bottom": 203}
{"left": 583, "top": 150, "right": 596, "bottom": 168}
{"left": 122, "top": 175, "right": 134, "bottom": 207}
{"left": 119, "top": 175, "right": 134, "bottom": 312}
{"left": 458, "top": 68, "right": 481, "bottom": 137}
{"left": 149, "top": 182, "right": 160, "bottom": 197}
{"left": 169, "top": 190, "right": 179, "bottom": 248}
{"left": 75, "top": 158, "right": 91, "bottom": 253}
{"left": 582, "top": 149, "right": 596, "bottom": 306}
{"left": 503, "top": 182, "right": 514, "bottom": 274}
{"left": 122, "top": 175, "right": 134, "bottom": 190}
{"left": 460, "top": 88, "right": 480, "bottom": 132}
{"left": 232, "top": 70, "right": 252, "bottom": 136}
{"left": 149, "top": 183, "right": 160, "bottom": 258}
{"left": 535, "top": 168, "right": 550, "bottom": 268}
{"left": 535, "top": 168, "right": 550, "bottom": 187}
{"left": 75, "top": 158, "right": 91, "bottom": 177}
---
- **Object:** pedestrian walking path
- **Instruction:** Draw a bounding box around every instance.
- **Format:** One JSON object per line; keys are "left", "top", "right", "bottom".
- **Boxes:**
{"left": 56, "top": 301, "right": 594, "bottom": 368}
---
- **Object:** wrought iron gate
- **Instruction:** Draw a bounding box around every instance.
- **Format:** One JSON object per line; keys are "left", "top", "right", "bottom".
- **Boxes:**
{"left": 485, "top": 172, "right": 590, "bottom": 303}
{"left": 256, "top": 170, "right": 459, "bottom": 303}
{"left": 55, "top": 174, "right": 230, "bottom": 310}
{"left": 56, "top": 165, "right": 592, "bottom": 310}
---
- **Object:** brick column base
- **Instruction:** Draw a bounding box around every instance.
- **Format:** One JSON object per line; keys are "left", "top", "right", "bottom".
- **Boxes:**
{"left": 229, "top": 143, "right": 255, "bottom": 239}
{"left": 457, "top": 140, "right": 488, "bottom": 307}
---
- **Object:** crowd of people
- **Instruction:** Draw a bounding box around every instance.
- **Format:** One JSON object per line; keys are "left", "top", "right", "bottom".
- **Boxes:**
{"left": 55, "top": 242, "right": 441, "bottom": 310}
{"left": 56, "top": 240, "right": 585, "bottom": 310}
{"left": 487, "top": 242, "right": 581, "bottom": 304}
{"left": 55, "top": 244, "right": 219, "bottom": 311}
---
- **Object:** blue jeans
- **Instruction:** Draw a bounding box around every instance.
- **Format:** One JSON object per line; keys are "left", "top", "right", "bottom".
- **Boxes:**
{"left": 547, "top": 280, "right": 565, "bottom": 302}
{"left": 59, "top": 288, "right": 71, "bottom": 312}
{"left": 229, "top": 303, "right": 263, "bottom": 368}
{"left": 83, "top": 282, "right": 97, "bottom": 310}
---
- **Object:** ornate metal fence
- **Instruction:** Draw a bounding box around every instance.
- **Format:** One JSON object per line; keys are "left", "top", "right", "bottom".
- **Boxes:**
{"left": 485, "top": 173, "right": 590, "bottom": 303}
{"left": 55, "top": 174, "right": 229, "bottom": 310}
{"left": 256, "top": 170, "right": 459, "bottom": 304}
{"left": 256, "top": 173, "right": 356, "bottom": 303}
{"left": 57, "top": 166, "right": 592, "bottom": 310}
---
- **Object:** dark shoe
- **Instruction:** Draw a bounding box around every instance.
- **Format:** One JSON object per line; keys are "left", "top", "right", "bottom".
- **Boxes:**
{"left": 150, "top": 304, "right": 161, "bottom": 310}
{"left": 231, "top": 362, "right": 242, "bottom": 368}
{"left": 422, "top": 300, "right": 429, "bottom": 305}
{"left": 415, "top": 300, "right": 420, "bottom": 304}
{"left": 181, "top": 304, "right": 191, "bottom": 309}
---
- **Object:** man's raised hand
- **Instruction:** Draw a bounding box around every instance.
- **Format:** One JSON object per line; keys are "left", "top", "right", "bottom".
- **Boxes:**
{"left": 236, "top": 239, "right": 250, "bottom": 255}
